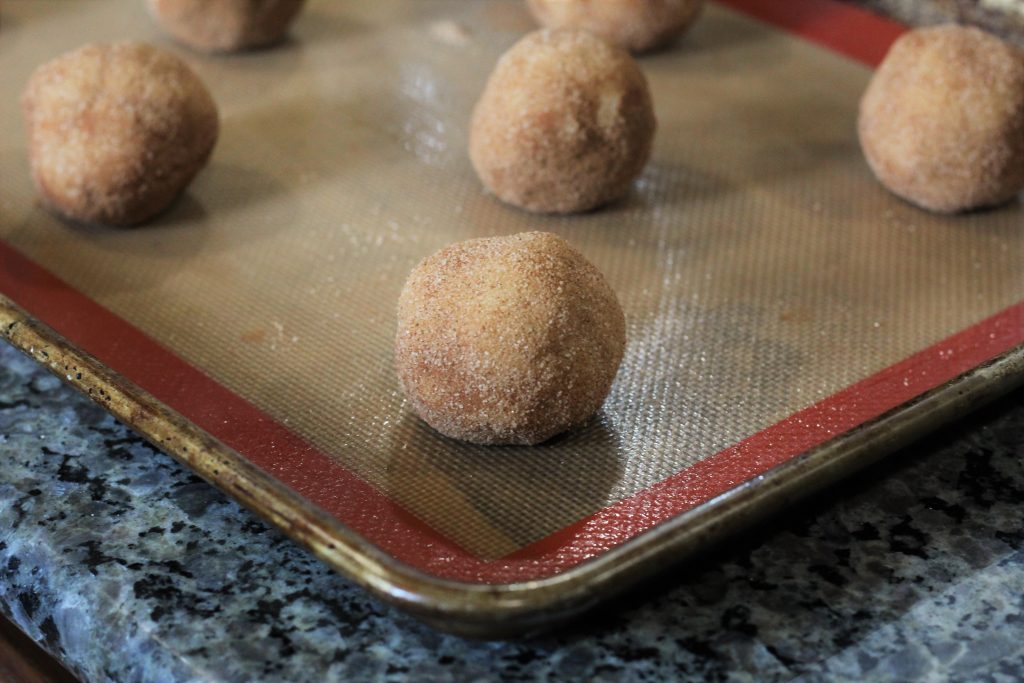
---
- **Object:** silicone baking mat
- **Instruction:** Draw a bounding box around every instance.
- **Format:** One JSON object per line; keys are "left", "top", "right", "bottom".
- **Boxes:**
{"left": 1, "top": 0, "right": 1023, "bottom": 627}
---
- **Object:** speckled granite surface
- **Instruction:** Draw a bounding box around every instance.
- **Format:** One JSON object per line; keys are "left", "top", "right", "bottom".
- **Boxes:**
{"left": 3, "top": 337, "right": 1024, "bottom": 682}
{"left": 838, "top": 0, "right": 1024, "bottom": 45}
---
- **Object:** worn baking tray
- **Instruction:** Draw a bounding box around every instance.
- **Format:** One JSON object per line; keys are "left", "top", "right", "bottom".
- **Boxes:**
{"left": 1, "top": 0, "right": 1022, "bottom": 637}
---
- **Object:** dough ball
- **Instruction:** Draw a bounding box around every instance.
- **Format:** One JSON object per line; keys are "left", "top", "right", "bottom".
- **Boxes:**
{"left": 21, "top": 42, "right": 219, "bottom": 227}
{"left": 858, "top": 25, "right": 1024, "bottom": 213}
{"left": 148, "top": 0, "right": 307, "bottom": 53}
{"left": 469, "top": 28, "right": 656, "bottom": 214}
{"left": 395, "top": 232, "right": 626, "bottom": 445}
{"left": 526, "top": 0, "right": 705, "bottom": 53}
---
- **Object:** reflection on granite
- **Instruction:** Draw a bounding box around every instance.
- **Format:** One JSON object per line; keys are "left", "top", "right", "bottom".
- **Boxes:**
{"left": 2, "top": 336, "right": 1024, "bottom": 681}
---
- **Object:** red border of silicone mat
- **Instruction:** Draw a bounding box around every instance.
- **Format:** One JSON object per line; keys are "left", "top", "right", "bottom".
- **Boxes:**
{"left": 4, "top": 0, "right": 1018, "bottom": 584}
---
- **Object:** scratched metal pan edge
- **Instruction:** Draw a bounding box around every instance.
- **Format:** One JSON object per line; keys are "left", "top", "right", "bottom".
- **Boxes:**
{"left": 4, "top": 295, "right": 1022, "bottom": 638}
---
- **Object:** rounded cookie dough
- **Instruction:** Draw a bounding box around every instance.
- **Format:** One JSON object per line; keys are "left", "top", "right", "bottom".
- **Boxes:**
{"left": 469, "top": 28, "right": 656, "bottom": 214}
{"left": 858, "top": 25, "right": 1024, "bottom": 213}
{"left": 21, "top": 42, "right": 219, "bottom": 227}
{"left": 526, "top": 0, "right": 705, "bottom": 53}
{"left": 395, "top": 232, "right": 626, "bottom": 446}
{"left": 148, "top": 0, "right": 307, "bottom": 53}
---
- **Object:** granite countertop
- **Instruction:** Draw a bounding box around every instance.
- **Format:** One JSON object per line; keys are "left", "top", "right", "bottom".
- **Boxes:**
{"left": 837, "top": 0, "right": 1024, "bottom": 45}
{"left": 3, "top": 336, "right": 1024, "bottom": 681}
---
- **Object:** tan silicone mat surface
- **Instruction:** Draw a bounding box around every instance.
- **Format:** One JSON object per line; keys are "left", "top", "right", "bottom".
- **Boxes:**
{"left": 1, "top": 0, "right": 1022, "bottom": 561}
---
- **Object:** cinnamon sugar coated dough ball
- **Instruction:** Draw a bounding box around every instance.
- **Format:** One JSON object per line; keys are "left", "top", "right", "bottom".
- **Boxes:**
{"left": 148, "top": 0, "right": 307, "bottom": 53}
{"left": 21, "top": 42, "right": 219, "bottom": 227}
{"left": 858, "top": 25, "right": 1024, "bottom": 213}
{"left": 469, "top": 29, "right": 656, "bottom": 214}
{"left": 527, "top": 0, "right": 705, "bottom": 53}
{"left": 395, "top": 232, "right": 626, "bottom": 445}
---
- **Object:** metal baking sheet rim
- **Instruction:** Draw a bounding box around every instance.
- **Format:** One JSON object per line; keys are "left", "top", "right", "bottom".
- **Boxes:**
{"left": 3, "top": 294, "right": 1022, "bottom": 638}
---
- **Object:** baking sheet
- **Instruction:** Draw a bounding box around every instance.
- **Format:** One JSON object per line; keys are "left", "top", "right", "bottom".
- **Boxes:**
{"left": 1, "top": 0, "right": 1023, "bottom": 630}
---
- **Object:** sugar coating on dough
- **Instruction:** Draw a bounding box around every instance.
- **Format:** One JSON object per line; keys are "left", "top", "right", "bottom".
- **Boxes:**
{"left": 469, "top": 28, "right": 656, "bottom": 214}
{"left": 858, "top": 25, "right": 1024, "bottom": 213}
{"left": 21, "top": 41, "right": 219, "bottom": 226}
{"left": 526, "top": 0, "right": 705, "bottom": 53}
{"left": 148, "top": 0, "right": 307, "bottom": 53}
{"left": 395, "top": 232, "right": 626, "bottom": 446}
